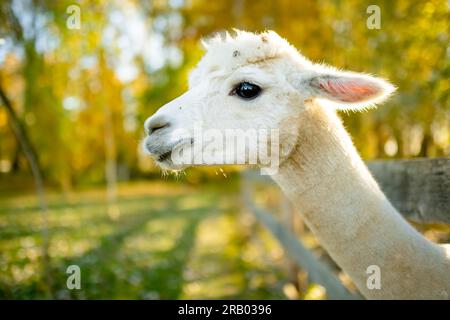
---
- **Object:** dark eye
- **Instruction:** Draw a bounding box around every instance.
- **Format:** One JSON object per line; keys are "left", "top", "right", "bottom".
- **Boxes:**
{"left": 232, "top": 82, "right": 261, "bottom": 100}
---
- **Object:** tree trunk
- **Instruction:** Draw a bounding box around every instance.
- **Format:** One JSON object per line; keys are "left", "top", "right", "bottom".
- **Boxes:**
{"left": 0, "top": 83, "right": 52, "bottom": 297}
{"left": 10, "top": 143, "right": 21, "bottom": 173}
{"left": 104, "top": 103, "right": 119, "bottom": 219}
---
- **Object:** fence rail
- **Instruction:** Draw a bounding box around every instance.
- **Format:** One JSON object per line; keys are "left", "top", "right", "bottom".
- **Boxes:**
{"left": 368, "top": 158, "right": 450, "bottom": 224}
{"left": 241, "top": 157, "right": 450, "bottom": 300}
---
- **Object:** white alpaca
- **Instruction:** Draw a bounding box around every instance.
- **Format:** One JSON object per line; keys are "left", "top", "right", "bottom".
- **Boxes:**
{"left": 143, "top": 30, "right": 450, "bottom": 299}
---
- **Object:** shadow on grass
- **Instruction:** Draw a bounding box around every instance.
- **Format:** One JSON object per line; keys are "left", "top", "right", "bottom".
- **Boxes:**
{"left": 140, "top": 215, "right": 202, "bottom": 299}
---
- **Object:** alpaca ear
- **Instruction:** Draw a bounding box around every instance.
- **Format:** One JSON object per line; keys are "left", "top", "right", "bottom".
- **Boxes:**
{"left": 307, "top": 69, "right": 395, "bottom": 110}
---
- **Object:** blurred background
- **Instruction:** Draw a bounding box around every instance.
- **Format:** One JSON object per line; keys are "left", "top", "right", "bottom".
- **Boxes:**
{"left": 0, "top": 0, "right": 448, "bottom": 299}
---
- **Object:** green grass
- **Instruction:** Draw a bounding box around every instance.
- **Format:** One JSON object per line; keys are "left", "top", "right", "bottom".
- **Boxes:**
{"left": 0, "top": 180, "right": 287, "bottom": 299}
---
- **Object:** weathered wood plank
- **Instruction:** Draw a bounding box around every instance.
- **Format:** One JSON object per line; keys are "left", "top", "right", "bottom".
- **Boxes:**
{"left": 243, "top": 158, "right": 450, "bottom": 225}
{"left": 368, "top": 158, "right": 450, "bottom": 224}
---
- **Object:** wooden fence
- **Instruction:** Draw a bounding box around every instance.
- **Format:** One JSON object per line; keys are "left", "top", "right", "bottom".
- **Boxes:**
{"left": 241, "top": 157, "right": 450, "bottom": 300}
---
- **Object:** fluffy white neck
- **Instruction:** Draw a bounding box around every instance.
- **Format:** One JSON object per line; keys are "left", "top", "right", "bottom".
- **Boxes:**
{"left": 272, "top": 103, "right": 450, "bottom": 299}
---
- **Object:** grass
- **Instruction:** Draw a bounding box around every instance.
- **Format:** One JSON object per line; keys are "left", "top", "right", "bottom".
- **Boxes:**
{"left": 0, "top": 179, "right": 287, "bottom": 299}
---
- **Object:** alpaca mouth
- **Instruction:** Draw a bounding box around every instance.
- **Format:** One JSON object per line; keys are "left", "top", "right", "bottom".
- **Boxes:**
{"left": 143, "top": 136, "right": 175, "bottom": 165}
{"left": 146, "top": 138, "right": 194, "bottom": 170}
{"left": 157, "top": 150, "right": 172, "bottom": 162}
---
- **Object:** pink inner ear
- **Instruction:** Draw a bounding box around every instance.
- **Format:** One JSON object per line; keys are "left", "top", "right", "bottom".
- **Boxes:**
{"left": 315, "top": 78, "right": 380, "bottom": 103}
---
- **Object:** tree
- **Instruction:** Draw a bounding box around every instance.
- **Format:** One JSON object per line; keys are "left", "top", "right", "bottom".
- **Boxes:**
{"left": 0, "top": 82, "right": 52, "bottom": 297}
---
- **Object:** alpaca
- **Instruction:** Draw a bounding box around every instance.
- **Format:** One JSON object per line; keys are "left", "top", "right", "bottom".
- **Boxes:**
{"left": 143, "top": 30, "right": 450, "bottom": 299}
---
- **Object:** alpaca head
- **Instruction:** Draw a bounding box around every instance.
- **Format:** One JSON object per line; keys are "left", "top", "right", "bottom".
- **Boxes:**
{"left": 144, "top": 30, "right": 395, "bottom": 172}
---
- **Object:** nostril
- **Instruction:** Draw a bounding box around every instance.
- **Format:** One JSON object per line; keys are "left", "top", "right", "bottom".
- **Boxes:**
{"left": 145, "top": 116, "right": 170, "bottom": 135}
{"left": 148, "top": 123, "right": 169, "bottom": 135}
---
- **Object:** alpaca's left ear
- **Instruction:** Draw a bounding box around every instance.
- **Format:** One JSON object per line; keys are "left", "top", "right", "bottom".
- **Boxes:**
{"left": 306, "top": 69, "right": 396, "bottom": 110}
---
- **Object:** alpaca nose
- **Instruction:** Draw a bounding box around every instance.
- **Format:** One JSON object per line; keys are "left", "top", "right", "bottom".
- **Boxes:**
{"left": 145, "top": 115, "right": 170, "bottom": 135}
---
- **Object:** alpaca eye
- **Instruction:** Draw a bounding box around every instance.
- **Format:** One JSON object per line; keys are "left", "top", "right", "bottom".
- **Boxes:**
{"left": 233, "top": 82, "right": 261, "bottom": 100}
